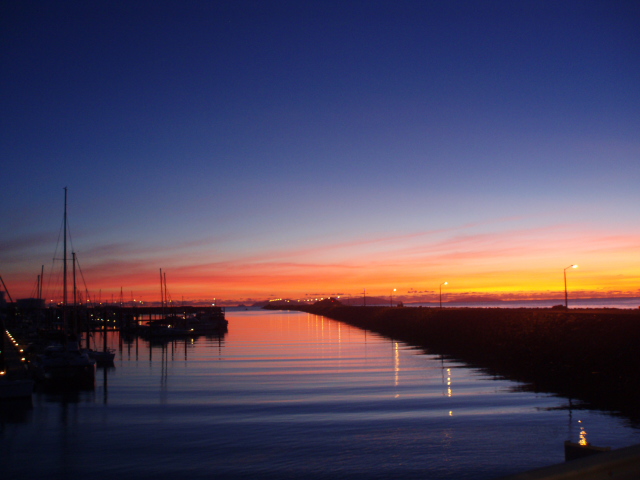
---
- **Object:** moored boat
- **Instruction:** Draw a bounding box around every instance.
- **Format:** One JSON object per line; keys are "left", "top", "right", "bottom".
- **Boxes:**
{"left": 29, "top": 189, "right": 96, "bottom": 387}
{"left": 183, "top": 311, "right": 228, "bottom": 333}
{"left": 87, "top": 348, "right": 115, "bottom": 364}
{"left": 31, "top": 341, "right": 96, "bottom": 385}
{"left": 564, "top": 440, "right": 611, "bottom": 461}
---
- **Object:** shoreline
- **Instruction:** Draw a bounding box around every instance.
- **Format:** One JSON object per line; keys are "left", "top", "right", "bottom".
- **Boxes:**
{"left": 267, "top": 304, "right": 640, "bottom": 423}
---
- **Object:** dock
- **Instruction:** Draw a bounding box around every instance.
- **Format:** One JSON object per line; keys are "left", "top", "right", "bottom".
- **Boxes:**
{"left": 7, "top": 303, "right": 226, "bottom": 332}
{"left": 1, "top": 329, "right": 30, "bottom": 379}
{"left": 1, "top": 328, "right": 34, "bottom": 401}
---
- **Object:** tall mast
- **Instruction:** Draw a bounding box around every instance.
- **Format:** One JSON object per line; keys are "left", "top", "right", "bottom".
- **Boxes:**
{"left": 160, "top": 268, "right": 164, "bottom": 316}
{"left": 73, "top": 251, "right": 79, "bottom": 337}
{"left": 164, "top": 272, "right": 168, "bottom": 309}
{"left": 63, "top": 187, "right": 68, "bottom": 332}
{"left": 73, "top": 252, "right": 77, "bottom": 307}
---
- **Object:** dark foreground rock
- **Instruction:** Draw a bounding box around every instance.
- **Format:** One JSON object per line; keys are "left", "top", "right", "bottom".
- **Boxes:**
{"left": 267, "top": 304, "right": 640, "bottom": 422}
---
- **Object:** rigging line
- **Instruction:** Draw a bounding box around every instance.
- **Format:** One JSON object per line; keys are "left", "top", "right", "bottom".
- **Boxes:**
{"left": 75, "top": 255, "right": 94, "bottom": 307}
{"left": 164, "top": 273, "right": 173, "bottom": 306}
{"left": 44, "top": 256, "right": 61, "bottom": 305}
{"left": 66, "top": 216, "right": 76, "bottom": 254}
{"left": 43, "top": 209, "right": 67, "bottom": 303}
{"left": 29, "top": 274, "right": 40, "bottom": 299}
{"left": 0, "top": 275, "right": 14, "bottom": 303}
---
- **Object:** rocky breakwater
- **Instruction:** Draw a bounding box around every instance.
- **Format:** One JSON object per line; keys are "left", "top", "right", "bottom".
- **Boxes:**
{"left": 270, "top": 303, "right": 640, "bottom": 421}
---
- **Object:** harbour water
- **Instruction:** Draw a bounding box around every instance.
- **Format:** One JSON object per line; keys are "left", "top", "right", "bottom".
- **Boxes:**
{"left": 2, "top": 308, "right": 640, "bottom": 479}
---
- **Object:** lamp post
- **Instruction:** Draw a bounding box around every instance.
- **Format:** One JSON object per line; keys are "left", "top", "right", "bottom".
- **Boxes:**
{"left": 439, "top": 282, "right": 448, "bottom": 309}
{"left": 564, "top": 265, "right": 578, "bottom": 308}
{"left": 390, "top": 288, "right": 396, "bottom": 307}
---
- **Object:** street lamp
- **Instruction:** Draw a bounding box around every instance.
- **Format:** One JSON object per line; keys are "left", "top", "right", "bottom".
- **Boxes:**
{"left": 440, "top": 282, "right": 448, "bottom": 309}
{"left": 564, "top": 265, "right": 578, "bottom": 308}
{"left": 390, "top": 288, "right": 396, "bottom": 307}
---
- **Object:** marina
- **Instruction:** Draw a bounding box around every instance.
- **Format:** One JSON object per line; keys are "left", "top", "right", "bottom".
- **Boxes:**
{"left": 2, "top": 308, "right": 640, "bottom": 479}
{"left": 3, "top": 2, "right": 640, "bottom": 478}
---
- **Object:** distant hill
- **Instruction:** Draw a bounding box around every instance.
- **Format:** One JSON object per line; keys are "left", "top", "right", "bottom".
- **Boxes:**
{"left": 313, "top": 298, "right": 343, "bottom": 307}
{"left": 255, "top": 298, "right": 307, "bottom": 308}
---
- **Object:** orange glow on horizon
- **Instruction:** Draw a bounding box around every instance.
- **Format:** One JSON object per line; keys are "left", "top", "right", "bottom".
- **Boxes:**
{"left": 5, "top": 221, "right": 640, "bottom": 304}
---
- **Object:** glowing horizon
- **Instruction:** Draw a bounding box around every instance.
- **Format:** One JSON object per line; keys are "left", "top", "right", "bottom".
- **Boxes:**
{"left": 4, "top": 215, "right": 640, "bottom": 305}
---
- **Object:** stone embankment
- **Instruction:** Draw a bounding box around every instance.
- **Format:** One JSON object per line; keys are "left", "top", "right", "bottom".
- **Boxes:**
{"left": 267, "top": 304, "right": 640, "bottom": 421}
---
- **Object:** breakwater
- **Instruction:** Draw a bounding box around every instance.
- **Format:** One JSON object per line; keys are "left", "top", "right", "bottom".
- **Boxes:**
{"left": 268, "top": 304, "right": 640, "bottom": 421}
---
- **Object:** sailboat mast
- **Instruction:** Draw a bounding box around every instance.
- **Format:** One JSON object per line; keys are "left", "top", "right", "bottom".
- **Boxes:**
{"left": 160, "top": 268, "right": 164, "bottom": 316}
{"left": 164, "top": 272, "right": 168, "bottom": 308}
{"left": 73, "top": 251, "right": 79, "bottom": 337}
{"left": 63, "top": 187, "right": 68, "bottom": 332}
{"left": 73, "top": 252, "right": 77, "bottom": 307}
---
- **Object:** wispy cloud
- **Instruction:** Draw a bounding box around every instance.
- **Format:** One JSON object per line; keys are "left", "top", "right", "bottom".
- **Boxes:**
{"left": 6, "top": 214, "right": 640, "bottom": 303}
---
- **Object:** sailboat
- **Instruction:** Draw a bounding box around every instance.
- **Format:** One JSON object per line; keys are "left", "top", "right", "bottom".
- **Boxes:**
{"left": 86, "top": 325, "right": 115, "bottom": 365}
{"left": 72, "top": 253, "right": 115, "bottom": 365}
{"left": 31, "top": 188, "right": 96, "bottom": 386}
{"left": 139, "top": 269, "right": 193, "bottom": 338}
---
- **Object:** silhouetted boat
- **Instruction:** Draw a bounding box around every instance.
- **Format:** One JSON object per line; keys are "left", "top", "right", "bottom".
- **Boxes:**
{"left": 32, "top": 341, "right": 96, "bottom": 384}
{"left": 139, "top": 322, "right": 193, "bottom": 338}
{"left": 564, "top": 441, "right": 611, "bottom": 461}
{"left": 85, "top": 323, "right": 115, "bottom": 365}
{"left": 182, "top": 311, "right": 228, "bottom": 333}
{"left": 31, "top": 189, "right": 96, "bottom": 386}
{"left": 87, "top": 347, "right": 115, "bottom": 364}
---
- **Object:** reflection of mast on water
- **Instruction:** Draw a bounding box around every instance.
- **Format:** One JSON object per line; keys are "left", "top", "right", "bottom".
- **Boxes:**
{"left": 159, "top": 342, "right": 169, "bottom": 405}
{"left": 567, "top": 397, "right": 573, "bottom": 442}
{"left": 217, "top": 334, "right": 224, "bottom": 359}
{"left": 102, "top": 365, "right": 109, "bottom": 405}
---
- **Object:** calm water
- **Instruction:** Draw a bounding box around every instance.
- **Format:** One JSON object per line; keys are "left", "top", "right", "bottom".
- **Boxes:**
{"left": 2, "top": 308, "right": 640, "bottom": 480}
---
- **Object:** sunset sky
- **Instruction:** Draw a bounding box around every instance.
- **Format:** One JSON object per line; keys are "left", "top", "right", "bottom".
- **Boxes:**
{"left": 2, "top": 1, "right": 639, "bottom": 305}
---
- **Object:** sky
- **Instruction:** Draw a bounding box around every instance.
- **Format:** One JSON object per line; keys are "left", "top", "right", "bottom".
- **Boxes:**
{"left": 1, "top": 0, "right": 640, "bottom": 305}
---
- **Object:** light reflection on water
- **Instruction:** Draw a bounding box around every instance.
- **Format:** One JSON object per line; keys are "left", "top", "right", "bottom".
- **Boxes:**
{"left": 2, "top": 308, "right": 640, "bottom": 480}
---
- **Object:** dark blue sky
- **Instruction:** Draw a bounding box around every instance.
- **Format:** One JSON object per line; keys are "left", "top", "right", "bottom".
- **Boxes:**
{"left": 2, "top": 1, "right": 640, "bottom": 302}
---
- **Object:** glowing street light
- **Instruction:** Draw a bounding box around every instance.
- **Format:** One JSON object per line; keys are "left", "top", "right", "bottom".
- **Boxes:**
{"left": 564, "top": 265, "right": 578, "bottom": 308}
{"left": 440, "top": 282, "right": 448, "bottom": 309}
{"left": 390, "top": 288, "right": 396, "bottom": 307}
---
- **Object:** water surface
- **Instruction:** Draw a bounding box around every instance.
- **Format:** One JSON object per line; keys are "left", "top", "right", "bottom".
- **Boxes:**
{"left": 2, "top": 308, "right": 639, "bottom": 479}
